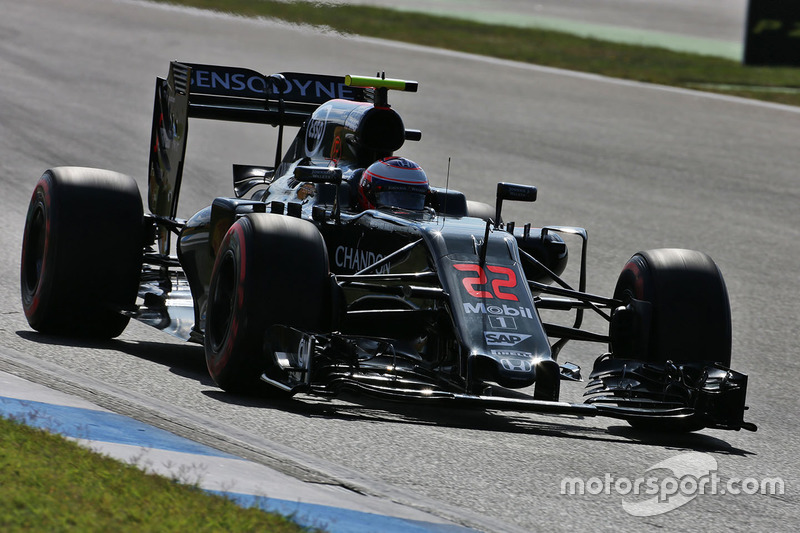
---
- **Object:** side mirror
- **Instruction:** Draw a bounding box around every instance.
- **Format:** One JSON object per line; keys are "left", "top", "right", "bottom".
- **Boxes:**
{"left": 495, "top": 182, "right": 537, "bottom": 227}
{"left": 293, "top": 166, "right": 343, "bottom": 185}
{"left": 294, "top": 166, "right": 345, "bottom": 224}
{"left": 480, "top": 182, "right": 538, "bottom": 265}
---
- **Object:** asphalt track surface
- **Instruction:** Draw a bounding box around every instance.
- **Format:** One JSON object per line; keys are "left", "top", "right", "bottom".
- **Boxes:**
{"left": 1, "top": 0, "right": 798, "bottom": 531}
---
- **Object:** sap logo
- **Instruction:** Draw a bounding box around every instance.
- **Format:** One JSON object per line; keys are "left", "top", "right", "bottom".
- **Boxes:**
{"left": 463, "top": 302, "right": 533, "bottom": 319}
{"left": 335, "top": 246, "right": 389, "bottom": 274}
{"left": 484, "top": 333, "right": 531, "bottom": 346}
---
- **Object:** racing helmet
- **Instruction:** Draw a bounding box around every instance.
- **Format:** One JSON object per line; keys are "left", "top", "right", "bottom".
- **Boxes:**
{"left": 358, "top": 157, "right": 429, "bottom": 211}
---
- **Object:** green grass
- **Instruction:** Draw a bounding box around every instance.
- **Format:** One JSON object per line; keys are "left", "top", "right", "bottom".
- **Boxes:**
{"left": 0, "top": 416, "right": 310, "bottom": 532}
{"left": 152, "top": 0, "right": 800, "bottom": 107}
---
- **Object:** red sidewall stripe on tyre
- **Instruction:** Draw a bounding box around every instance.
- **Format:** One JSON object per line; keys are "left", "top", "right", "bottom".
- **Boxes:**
{"left": 23, "top": 176, "right": 52, "bottom": 318}
{"left": 210, "top": 221, "right": 247, "bottom": 375}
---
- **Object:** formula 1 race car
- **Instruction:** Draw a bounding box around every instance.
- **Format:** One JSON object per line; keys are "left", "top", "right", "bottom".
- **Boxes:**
{"left": 20, "top": 62, "right": 756, "bottom": 433}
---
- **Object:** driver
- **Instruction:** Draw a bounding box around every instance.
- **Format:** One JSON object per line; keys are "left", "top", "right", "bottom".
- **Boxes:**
{"left": 356, "top": 157, "right": 429, "bottom": 211}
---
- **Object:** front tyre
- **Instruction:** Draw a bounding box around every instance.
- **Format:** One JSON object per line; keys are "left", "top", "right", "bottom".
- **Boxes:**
{"left": 609, "top": 248, "right": 732, "bottom": 432}
{"left": 204, "top": 213, "right": 330, "bottom": 395}
{"left": 610, "top": 248, "right": 731, "bottom": 366}
{"left": 20, "top": 167, "right": 144, "bottom": 338}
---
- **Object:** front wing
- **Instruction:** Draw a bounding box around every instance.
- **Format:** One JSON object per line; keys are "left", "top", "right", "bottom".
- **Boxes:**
{"left": 260, "top": 327, "right": 757, "bottom": 432}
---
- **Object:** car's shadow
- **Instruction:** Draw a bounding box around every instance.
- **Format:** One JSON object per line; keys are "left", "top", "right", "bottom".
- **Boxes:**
{"left": 206, "top": 388, "right": 755, "bottom": 457}
{"left": 16, "top": 330, "right": 214, "bottom": 387}
{"left": 18, "top": 330, "right": 755, "bottom": 456}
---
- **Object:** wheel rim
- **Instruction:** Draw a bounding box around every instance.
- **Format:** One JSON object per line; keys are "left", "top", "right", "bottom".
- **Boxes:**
{"left": 207, "top": 251, "right": 236, "bottom": 352}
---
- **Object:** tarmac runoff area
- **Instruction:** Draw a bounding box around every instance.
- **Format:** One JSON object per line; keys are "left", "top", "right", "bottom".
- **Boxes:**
{"left": 0, "top": 363, "right": 481, "bottom": 533}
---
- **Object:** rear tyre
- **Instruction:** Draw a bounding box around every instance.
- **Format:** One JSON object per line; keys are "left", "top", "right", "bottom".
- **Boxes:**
{"left": 20, "top": 167, "right": 144, "bottom": 338}
{"left": 609, "top": 248, "right": 732, "bottom": 432}
{"left": 204, "top": 213, "right": 330, "bottom": 395}
{"left": 465, "top": 200, "right": 500, "bottom": 224}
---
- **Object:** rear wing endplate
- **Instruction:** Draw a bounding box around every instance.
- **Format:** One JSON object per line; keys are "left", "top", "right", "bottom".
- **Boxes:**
{"left": 147, "top": 61, "right": 366, "bottom": 223}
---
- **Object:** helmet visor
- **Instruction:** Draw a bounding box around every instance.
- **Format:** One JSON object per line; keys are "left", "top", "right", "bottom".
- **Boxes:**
{"left": 374, "top": 189, "right": 427, "bottom": 210}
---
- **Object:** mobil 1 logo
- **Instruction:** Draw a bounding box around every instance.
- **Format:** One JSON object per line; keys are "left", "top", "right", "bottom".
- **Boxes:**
{"left": 462, "top": 302, "right": 534, "bottom": 320}
{"left": 488, "top": 315, "right": 517, "bottom": 330}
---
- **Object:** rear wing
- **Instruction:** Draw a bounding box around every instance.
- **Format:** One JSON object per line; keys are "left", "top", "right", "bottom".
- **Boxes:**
{"left": 147, "top": 61, "right": 367, "bottom": 222}
{"left": 182, "top": 62, "right": 368, "bottom": 125}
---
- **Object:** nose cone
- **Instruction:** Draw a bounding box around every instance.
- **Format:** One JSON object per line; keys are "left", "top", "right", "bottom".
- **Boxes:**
{"left": 472, "top": 353, "right": 537, "bottom": 389}
{"left": 471, "top": 354, "right": 561, "bottom": 400}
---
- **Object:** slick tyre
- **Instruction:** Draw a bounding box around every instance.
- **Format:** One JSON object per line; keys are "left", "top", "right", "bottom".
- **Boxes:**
{"left": 20, "top": 167, "right": 144, "bottom": 338}
{"left": 204, "top": 213, "right": 330, "bottom": 395}
{"left": 609, "top": 248, "right": 732, "bottom": 432}
{"left": 465, "top": 200, "right": 500, "bottom": 224}
{"left": 610, "top": 248, "right": 731, "bottom": 366}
